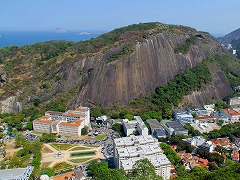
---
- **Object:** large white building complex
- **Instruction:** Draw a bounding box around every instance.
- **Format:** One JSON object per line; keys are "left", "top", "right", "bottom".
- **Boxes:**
{"left": 113, "top": 135, "right": 171, "bottom": 180}
{"left": 33, "top": 106, "right": 90, "bottom": 137}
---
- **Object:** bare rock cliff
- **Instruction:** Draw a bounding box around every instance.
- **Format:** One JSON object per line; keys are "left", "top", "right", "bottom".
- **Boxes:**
{"left": 67, "top": 31, "right": 226, "bottom": 108}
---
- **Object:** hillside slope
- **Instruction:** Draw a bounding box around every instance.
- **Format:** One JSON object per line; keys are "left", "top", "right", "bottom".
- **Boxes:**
{"left": 0, "top": 22, "right": 236, "bottom": 113}
{"left": 218, "top": 28, "right": 240, "bottom": 45}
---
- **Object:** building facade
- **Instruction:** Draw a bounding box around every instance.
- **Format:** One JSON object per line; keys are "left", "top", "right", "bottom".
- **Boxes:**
{"left": 114, "top": 135, "right": 171, "bottom": 180}
{"left": 33, "top": 106, "right": 90, "bottom": 137}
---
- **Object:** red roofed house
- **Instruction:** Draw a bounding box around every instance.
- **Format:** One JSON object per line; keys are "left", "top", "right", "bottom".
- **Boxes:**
{"left": 220, "top": 109, "right": 240, "bottom": 122}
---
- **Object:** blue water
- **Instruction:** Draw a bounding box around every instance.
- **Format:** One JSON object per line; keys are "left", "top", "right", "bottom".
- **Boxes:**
{"left": 0, "top": 31, "right": 102, "bottom": 48}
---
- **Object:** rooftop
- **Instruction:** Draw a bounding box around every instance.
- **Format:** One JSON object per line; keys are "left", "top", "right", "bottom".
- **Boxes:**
{"left": 0, "top": 166, "right": 34, "bottom": 180}
{"left": 114, "top": 135, "right": 156, "bottom": 147}
{"left": 59, "top": 120, "right": 82, "bottom": 127}
{"left": 166, "top": 121, "right": 187, "bottom": 131}
{"left": 53, "top": 171, "right": 77, "bottom": 180}
{"left": 146, "top": 119, "right": 165, "bottom": 131}
{"left": 222, "top": 109, "right": 240, "bottom": 116}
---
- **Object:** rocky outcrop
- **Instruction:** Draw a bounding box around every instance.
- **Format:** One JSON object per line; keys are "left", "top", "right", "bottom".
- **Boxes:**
{"left": 1, "top": 96, "right": 22, "bottom": 114}
{"left": 68, "top": 31, "right": 226, "bottom": 108}
{"left": 0, "top": 68, "right": 6, "bottom": 84}
{"left": 0, "top": 23, "right": 234, "bottom": 110}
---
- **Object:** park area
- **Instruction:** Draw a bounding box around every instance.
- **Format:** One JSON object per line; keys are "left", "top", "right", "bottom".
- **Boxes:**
{"left": 41, "top": 143, "right": 104, "bottom": 172}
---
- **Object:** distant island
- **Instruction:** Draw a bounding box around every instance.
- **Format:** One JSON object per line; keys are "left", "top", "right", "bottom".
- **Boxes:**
{"left": 55, "top": 28, "right": 66, "bottom": 33}
{"left": 78, "top": 32, "right": 91, "bottom": 35}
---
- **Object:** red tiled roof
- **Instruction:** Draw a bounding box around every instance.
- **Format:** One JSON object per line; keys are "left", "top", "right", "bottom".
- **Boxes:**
{"left": 59, "top": 120, "right": 82, "bottom": 127}
{"left": 75, "top": 107, "right": 88, "bottom": 112}
{"left": 232, "top": 151, "right": 239, "bottom": 160}
{"left": 195, "top": 116, "right": 216, "bottom": 120}
{"left": 53, "top": 171, "right": 76, "bottom": 180}
{"left": 66, "top": 110, "right": 87, "bottom": 118}
{"left": 199, "top": 158, "right": 208, "bottom": 165}
{"left": 34, "top": 119, "right": 52, "bottom": 124}
{"left": 222, "top": 109, "right": 240, "bottom": 116}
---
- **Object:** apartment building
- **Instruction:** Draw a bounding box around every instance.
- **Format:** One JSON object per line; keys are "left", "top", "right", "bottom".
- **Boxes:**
{"left": 33, "top": 106, "right": 90, "bottom": 137}
{"left": 33, "top": 116, "right": 59, "bottom": 133}
{"left": 113, "top": 135, "right": 171, "bottom": 180}
{"left": 122, "top": 116, "right": 148, "bottom": 136}
{"left": 58, "top": 120, "right": 84, "bottom": 137}
{"left": 220, "top": 109, "right": 240, "bottom": 122}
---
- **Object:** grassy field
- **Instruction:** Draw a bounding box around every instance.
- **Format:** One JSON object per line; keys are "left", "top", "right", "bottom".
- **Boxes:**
{"left": 70, "top": 151, "right": 96, "bottom": 158}
{"left": 82, "top": 158, "right": 100, "bottom": 165}
{"left": 51, "top": 143, "right": 75, "bottom": 150}
{"left": 52, "top": 162, "right": 74, "bottom": 173}
{"left": 94, "top": 134, "right": 106, "bottom": 140}
{"left": 69, "top": 158, "right": 92, "bottom": 163}
{"left": 69, "top": 146, "right": 91, "bottom": 151}
{"left": 84, "top": 144, "right": 100, "bottom": 148}
{"left": 79, "top": 133, "right": 106, "bottom": 140}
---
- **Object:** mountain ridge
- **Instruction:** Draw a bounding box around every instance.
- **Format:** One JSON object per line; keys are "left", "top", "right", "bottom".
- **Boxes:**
{"left": 218, "top": 28, "right": 240, "bottom": 45}
{"left": 0, "top": 22, "right": 238, "bottom": 114}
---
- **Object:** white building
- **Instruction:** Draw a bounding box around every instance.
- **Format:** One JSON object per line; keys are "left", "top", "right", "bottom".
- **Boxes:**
{"left": 114, "top": 135, "right": 171, "bottom": 180}
{"left": 33, "top": 106, "right": 90, "bottom": 137}
{"left": 122, "top": 116, "right": 148, "bottom": 136}
{"left": 220, "top": 109, "right": 240, "bottom": 122}
{"left": 183, "top": 136, "right": 206, "bottom": 147}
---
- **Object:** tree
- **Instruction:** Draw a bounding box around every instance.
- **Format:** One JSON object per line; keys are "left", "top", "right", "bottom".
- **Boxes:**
{"left": 23, "top": 121, "right": 33, "bottom": 130}
{"left": 91, "top": 106, "right": 102, "bottom": 118}
{"left": 112, "top": 123, "right": 122, "bottom": 135}
{"left": 33, "top": 98, "right": 41, "bottom": 107}
{"left": 81, "top": 126, "right": 89, "bottom": 135}
{"left": 15, "top": 134, "right": 23, "bottom": 148}
{"left": 89, "top": 162, "right": 127, "bottom": 180}
{"left": 40, "top": 133, "right": 56, "bottom": 143}
{"left": 218, "top": 120, "right": 224, "bottom": 126}
{"left": 124, "top": 113, "right": 133, "bottom": 120}
{"left": 129, "top": 158, "right": 163, "bottom": 180}
{"left": 40, "top": 167, "right": 55, "bottom": 177}
{"left": 8, "top": 125, "right": 13, "bottom": 133}
{"left": 215, "top": 145, "right": 226, "bottom": 154}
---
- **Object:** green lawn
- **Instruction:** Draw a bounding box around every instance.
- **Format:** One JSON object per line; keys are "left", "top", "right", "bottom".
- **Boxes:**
{"left": 52, "top": 162, "right": 74, "bottom": 173}
{"left": 70, "top": 151, "right": 96, "bottom": 158}
{"left": 69, "top": 146, "right": 91, "bottom": 151}
{"left": 83, "top": 158, "right": 100, "bottom": 165}
{"left": 51, "top": 143, "right": 75, "bottom": 150}
{"left": 69, "top": 158, "right": 92, "bottom": 163}
{"left": 84, "top": 144, "right": 100, "bottom": 148}
{"left": 94, "top": 134, "right": 106, "bottom": 140}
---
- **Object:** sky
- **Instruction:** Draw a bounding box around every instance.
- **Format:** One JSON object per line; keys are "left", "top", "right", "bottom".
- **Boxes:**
{"left": 1, "top": 0, "right": 240, "bottom": 36}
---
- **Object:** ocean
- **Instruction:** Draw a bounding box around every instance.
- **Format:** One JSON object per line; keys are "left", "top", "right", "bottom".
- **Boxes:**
{"left": 0, "top": 31, "right": 102, "bottom": 48}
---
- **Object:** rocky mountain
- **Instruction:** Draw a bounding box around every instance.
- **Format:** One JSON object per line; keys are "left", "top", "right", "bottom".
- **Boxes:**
{"left": 0, "top": 22, "right": 238, "bottom": 113}
{"left": 218, "top": 28, "right": 240, "bottom": 45}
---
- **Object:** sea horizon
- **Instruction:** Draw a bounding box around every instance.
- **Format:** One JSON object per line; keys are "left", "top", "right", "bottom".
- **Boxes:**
{"left": 0, "top": 30, "right": 104, "bottom": 48}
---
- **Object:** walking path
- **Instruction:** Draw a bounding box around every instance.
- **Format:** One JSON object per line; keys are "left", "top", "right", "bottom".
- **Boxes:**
{"left": 41, "top": 143, "right": 104, "bottom": 168}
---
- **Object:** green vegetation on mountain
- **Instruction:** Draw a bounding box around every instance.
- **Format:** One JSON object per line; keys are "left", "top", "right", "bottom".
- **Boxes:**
{"left": 231, "top": 39, "right": 240, "bottom": 59}
{"left": 174, "top": 36, "right": 198, "bottom": 54}
{"left": 107, "top": 45, "right": 133, "bottom": 63}
{"left": 122, "top": 61, "right": 212, "bottom": 119}
{"left": 208, "top": 54, "right": 240, "bottom": 87}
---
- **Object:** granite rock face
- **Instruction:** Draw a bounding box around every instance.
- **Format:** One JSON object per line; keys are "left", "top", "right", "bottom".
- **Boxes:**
{"left": 67, "top": 31, "right": 229, "bottom": 108}
{"left": 1, "top": 96, "right": 22, "bottom": 114}
{"left": 0, "top": 27, "right": 233, "bottom": 111}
